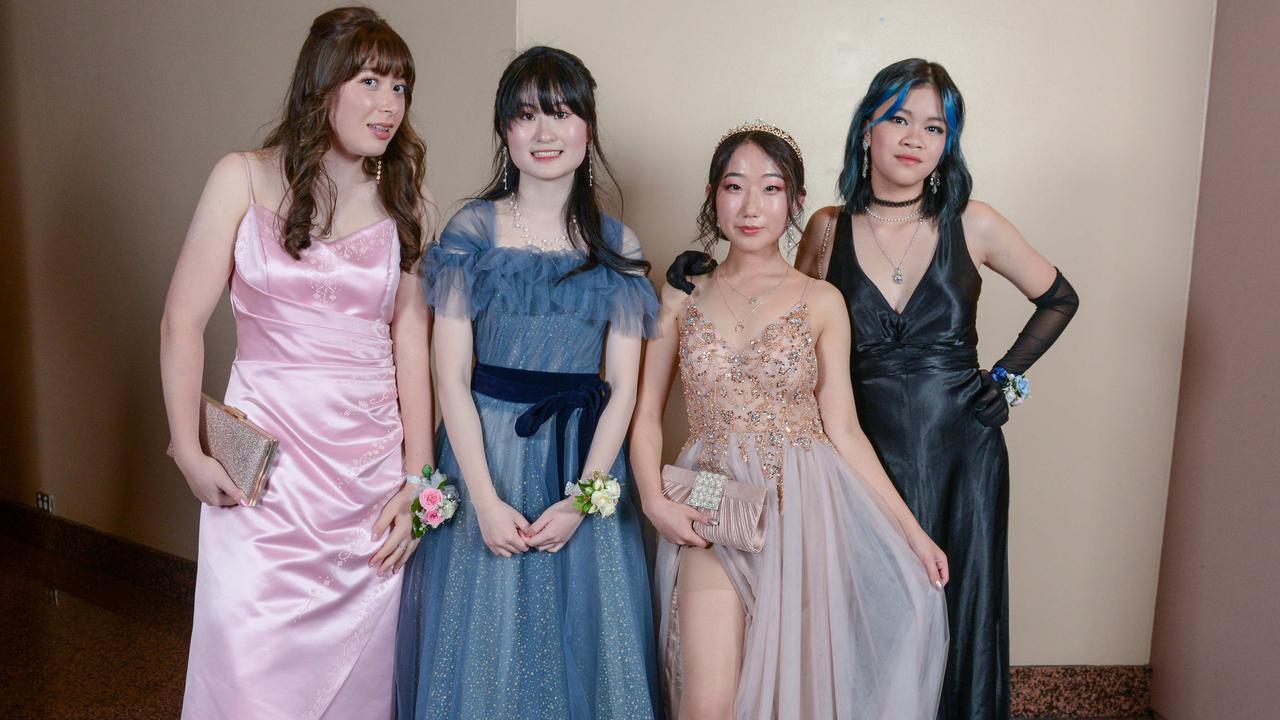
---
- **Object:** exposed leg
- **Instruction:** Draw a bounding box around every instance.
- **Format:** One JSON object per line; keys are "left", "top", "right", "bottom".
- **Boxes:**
{"left": 675, "top": 546, "right": 744, "bottom": 720}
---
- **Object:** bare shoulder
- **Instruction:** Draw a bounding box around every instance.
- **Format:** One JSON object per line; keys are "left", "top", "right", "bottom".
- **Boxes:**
{"left": 960, "top": 199, "right": 1012, "bottom": 236}
{"left": 795, "top": 205, "right": 842, "bottom": 275}
{"left": 805, "top": 278, "right": 847, "bottom": 316}
{"left": 810, "top": 204, "right": 841, "bottom": 224}
{"left": 800, "top": 205, "right": 841, "bottom": 242}
{"left": 208, "top": 151, "right": 252, "bottom": 189}
{"left": 619, "top": 223, "right": 643, "bottom": 258}
{"left": 198, "top": 151, "right": 259, "bottom": 219}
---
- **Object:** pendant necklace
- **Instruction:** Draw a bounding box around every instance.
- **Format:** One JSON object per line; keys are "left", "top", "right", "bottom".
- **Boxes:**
{"left": 719, "top": 267, "right": 788, "bottom": 311}
{"left": 715, "top": 269, "right": 787, "bottom": 333}
{"left": 866, "top": 215, "right": 924, "bottom": 285}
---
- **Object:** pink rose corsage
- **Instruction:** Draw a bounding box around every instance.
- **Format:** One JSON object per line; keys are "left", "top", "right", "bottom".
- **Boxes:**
{"left": 410, "top": 464, "right": 460, "bottom": 538}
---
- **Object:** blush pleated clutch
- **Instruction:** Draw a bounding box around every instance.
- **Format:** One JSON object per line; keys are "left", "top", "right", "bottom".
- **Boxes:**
{"left": 167, "top": 394, "right": 279, "bottom": 506}
{"left": 660, "top": 465, "right": 767, "bottom": 553}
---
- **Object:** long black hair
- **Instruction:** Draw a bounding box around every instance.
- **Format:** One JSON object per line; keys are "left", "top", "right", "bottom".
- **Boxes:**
{"left": 475, "top": 46, "right": 648, "bottom": 279}
{"left": 837, "top": 58, "right": 972, "bottom": 227}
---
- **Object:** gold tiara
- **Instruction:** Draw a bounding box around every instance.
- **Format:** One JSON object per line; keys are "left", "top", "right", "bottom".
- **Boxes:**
{"left": 716, "top": 120, "right": 802, "bottom": 161}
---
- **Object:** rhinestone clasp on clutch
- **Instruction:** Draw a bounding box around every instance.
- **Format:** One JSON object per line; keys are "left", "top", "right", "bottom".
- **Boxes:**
{"left": 685, "top": 471, "right": 727, "bottom": 511}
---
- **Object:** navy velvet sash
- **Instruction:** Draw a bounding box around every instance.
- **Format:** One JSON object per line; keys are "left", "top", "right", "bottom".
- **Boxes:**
{"left": 471, "top": 363, "right": 611, "bottom": 501}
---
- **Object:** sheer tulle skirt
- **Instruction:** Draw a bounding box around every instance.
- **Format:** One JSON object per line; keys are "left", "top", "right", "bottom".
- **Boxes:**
{"left": 654, "top": 435, "right": 948, "bottom": 720}
{"left": 394, "top": 395, "right": 662, "bottom": 719}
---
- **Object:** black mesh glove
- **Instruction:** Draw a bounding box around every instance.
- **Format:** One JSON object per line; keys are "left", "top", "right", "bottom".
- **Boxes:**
{"left": 665, "top": 250, "right": 717, "bottom": 294}
{"left": 973, "top": 369, "right": 1010, "bottom": 427}
{"left": 993, "top": 268, "right": 1080, "bottom": 376}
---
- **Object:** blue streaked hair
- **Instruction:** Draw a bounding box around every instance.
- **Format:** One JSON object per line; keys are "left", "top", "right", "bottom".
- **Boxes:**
{"left": 837, "top": 59, "right": 972, "bottom": 227}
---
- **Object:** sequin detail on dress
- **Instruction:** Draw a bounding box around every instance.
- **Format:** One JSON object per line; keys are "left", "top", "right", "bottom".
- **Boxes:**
{"left": 679, "top": 301, "right": 829, "bottom": 512}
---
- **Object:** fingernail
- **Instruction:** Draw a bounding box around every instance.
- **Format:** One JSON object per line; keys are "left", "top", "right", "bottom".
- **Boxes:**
{"left": 934, "top": 580, "right": 943, "bottom": 590}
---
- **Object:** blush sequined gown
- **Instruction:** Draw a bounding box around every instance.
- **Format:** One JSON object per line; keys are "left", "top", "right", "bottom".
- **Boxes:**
{"left": 182, "top": 155, "right": 405, "bottom": 719}
{"left": 653, "top": 283, "right": 948, "bottom": 720}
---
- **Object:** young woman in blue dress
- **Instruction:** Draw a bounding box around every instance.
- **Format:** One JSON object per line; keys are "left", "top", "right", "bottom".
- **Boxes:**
{"left": 395, "top": 46, "right": 662, "bottom": 720}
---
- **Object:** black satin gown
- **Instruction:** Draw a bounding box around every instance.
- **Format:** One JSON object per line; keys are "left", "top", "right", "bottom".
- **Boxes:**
{"left": 827, "top": 211, "right": 1010, "bottom": 720}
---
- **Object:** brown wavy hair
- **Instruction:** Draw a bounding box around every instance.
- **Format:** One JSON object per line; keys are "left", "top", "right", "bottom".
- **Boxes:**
{"left": 261, "top": 6, "right": 428, "bottom": 272}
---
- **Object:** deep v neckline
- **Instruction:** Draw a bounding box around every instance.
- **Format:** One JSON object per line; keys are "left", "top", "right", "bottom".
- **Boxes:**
{"left": 688, "top": 300, "right": 807, "bottom": 356}
{"left": 250, "top": 202, "right": 393, "bottom": 248}
{"left": 848, "top": 215, "right": 941, "bottom": 317}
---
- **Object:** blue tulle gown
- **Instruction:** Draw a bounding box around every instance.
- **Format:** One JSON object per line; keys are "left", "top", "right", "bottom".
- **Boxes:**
{"left": 395, "top": 200, "right": 663, "bottom": 719}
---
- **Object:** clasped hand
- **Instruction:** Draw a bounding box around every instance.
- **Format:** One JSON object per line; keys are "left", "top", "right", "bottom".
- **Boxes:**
{"left": 475, "top": 495, "right": 585, "bottom": 557}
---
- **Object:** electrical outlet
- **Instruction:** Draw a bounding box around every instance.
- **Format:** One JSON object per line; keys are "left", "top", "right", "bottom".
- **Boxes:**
{"left": 36, "top": 492, "right": 54, "bottom": 514}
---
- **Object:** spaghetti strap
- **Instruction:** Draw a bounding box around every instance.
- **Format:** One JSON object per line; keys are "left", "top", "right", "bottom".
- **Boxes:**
{"left": 240, "top": 152, "right": 256, "bottom": 206}
{"left": 800, "top": 277, "right": 814, "bottom": 301}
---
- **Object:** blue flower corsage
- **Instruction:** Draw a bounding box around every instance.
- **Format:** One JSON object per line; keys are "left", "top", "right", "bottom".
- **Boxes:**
{"left": 991, "top": 367, "right": 1031, "bottom": 407}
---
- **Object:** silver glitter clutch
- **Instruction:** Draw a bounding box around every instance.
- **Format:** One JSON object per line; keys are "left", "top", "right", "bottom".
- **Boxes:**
{"left": 167, "top": 394, "right": 278, "bottom": 506}
{"left": 660, "top": 465, "right": 767, "bottom": 553}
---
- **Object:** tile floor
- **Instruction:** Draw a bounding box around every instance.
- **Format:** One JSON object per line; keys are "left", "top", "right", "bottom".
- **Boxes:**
{"left": 0, "top": 534, "right": 1151, "bottom": 719}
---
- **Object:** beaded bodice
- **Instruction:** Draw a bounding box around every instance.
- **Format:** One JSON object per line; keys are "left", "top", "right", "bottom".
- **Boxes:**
{"left": 678, "top": 299, "right": 830, "bottom": 509}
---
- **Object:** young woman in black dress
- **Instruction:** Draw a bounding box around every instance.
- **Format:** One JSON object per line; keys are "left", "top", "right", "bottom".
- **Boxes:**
{"left": 669, "top": 59, "right": 1079, "bottom": 719}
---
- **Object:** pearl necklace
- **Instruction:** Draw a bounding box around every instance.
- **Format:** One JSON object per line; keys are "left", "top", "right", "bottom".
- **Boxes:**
{"left": 865, "top": 206, "right": 923, "bottom": 223}
{"left": 508, "top": 195, "right": 571, "bottom": 250}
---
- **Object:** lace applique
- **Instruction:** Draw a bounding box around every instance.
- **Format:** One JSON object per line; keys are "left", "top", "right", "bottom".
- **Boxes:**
{"left": 304, "top": 223, "right": 393, "bottom": 307}
{"left": 678, "top": 301, "right": 829, "bottom": 512}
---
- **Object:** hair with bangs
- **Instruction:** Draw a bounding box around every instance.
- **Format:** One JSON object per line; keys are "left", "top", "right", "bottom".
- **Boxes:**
{"left": 696, "top": 131, "right": 806, "bottom": 253}
{"left": 837, "top": 58, "right": 972, "bottom": 227}
{"left": 261, "top": 6, "right": 429, "bottom": 271}
{"left": 476, "top": 45, "right": 648, "bottom": 280}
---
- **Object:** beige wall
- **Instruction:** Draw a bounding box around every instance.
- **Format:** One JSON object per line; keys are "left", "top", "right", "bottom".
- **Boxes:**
{"left": 518, "top": 0, "right": 1214, "bottom": 665}
{"left": 0, "top": 0, "right": 1219, "bottom": 669}
{"left": 0, "top": 0, "right": 515, "bottom": 559}
{"left": 1150, "top": 0, "right": 1280, "bottom": 716}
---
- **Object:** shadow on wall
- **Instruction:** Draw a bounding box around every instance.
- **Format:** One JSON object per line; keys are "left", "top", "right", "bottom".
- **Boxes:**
{"left": 0, "top": 0, "right": 39, "bottom": 505}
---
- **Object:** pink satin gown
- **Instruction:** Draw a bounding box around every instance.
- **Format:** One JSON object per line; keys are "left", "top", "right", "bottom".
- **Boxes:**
{"left": 182, "top": 156, "right": 404, "bottom": 719}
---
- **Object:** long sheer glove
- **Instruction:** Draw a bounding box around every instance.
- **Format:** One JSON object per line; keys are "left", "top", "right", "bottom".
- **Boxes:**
{"left": 665, "top": 250, "right": 717, "bottom": 294}
{"left": 993, "top": 268, "right": 1080, "bottom": 375}
{"left": 973, "top": 369, "right": 1010, "bottom": 428}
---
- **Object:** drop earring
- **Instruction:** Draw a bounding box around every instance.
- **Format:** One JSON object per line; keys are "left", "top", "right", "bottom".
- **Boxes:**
{"left": 375, "top": 157, "right": 382, "bottom": 184}
{"left": 783, "top": 225, "right": 800, "bottom": 255}
{"left": 929, "top": 170, "right": 940, "bottom": 194}
{"left": 500, "top": 146, "right": 509, "bottom": 191}
{"left": 861, "top": 136, "right": 870, "bottom": 179}
{"left": 587, "top": 153, "right": 593, "bottom": 188}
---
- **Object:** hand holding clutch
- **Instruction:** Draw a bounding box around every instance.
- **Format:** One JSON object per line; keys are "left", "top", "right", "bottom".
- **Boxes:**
{"left": 168, "top": 393, "right": 278, "bottom": 507}
{"left": 661, "top": 466, "right": 767, "bottom": 553}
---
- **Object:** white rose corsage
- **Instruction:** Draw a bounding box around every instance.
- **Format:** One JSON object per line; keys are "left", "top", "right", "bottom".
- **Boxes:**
{"left": 564, "top": 469, "right": 622, "bottom": 518}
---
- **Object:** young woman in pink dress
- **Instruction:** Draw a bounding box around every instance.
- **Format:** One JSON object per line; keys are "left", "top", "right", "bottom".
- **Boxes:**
{"left": 159, "top": 8, "right": 434, "bottom": 718}
{"left": 630, "top": 124, "right": 949, "bottom": 719}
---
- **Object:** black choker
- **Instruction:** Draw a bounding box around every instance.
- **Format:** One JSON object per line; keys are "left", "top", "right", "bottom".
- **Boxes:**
{"left": 871, "top": 192, "right": 924, "bottom": 208}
